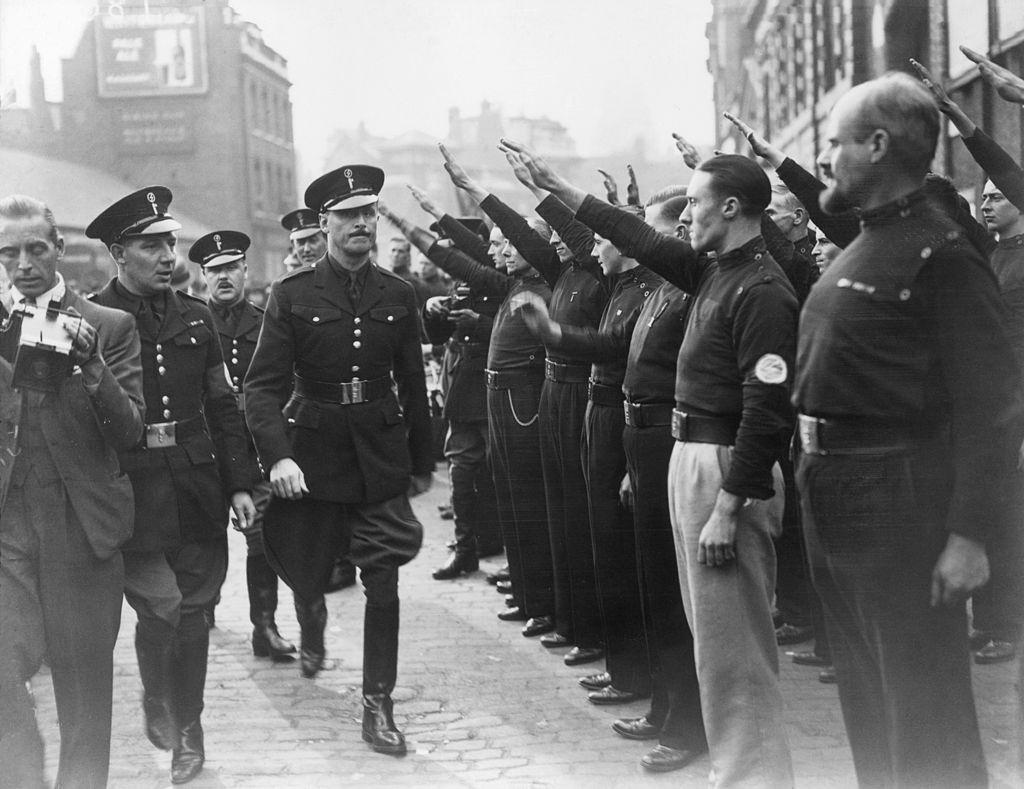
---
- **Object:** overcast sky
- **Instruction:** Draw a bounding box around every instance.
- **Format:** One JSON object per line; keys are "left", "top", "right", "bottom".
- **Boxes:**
{"left": 2, "top": 0, "right": 715, "bottom": 169}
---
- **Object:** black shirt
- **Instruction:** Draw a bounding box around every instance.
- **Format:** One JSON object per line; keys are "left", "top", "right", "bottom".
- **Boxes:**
{"left": 623, "top": 281, "right": 691, "bottom": 404}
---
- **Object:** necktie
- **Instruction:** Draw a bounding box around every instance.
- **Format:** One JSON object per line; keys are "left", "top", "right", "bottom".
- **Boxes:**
{"left": 348, "top": 274, "right": 361, "bottom": 308}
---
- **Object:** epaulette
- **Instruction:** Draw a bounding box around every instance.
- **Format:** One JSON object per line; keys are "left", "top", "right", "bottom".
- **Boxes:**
{"left": 375, "top": 265, "right": 413, "bottom": 286}
{"left": 281, "top": 265, "right": 314, "bottom": 282}
{"left": 246, "top": 299, "right": 266, "bottom": 314}
{"left": 178, "top": 290, "right": 207, "bottom": 305}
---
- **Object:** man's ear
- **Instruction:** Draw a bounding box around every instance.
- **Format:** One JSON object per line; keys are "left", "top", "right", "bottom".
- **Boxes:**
{"left": 721, "top": 196, "right": 741, "bottom": 220}
{"left": 792, "top": 207, "right": 806, "bottom": 227}
{"left": 869, "top": 128, "right": 891, "bottom": 164}
{"left": 109, "top": 242, "right": 125, "bottom": 266}
{"left": 319, "top": 213, "right": 329, "bottom": 234}
{"left": 54, "top": 234, "right": 65, "bottom": 260}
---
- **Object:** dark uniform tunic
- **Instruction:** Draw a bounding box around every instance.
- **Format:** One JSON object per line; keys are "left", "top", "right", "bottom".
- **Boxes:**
{"left": 553, "top": 265, "right": 659, "bottom": 691}
{"left": 480, "top": 192, "right": 608, "bottom": 645}
{"left": 428, "top": 240, "right": 555, "bottom": 619}
{"left": 793, "top": 189, "right": 1023, "bottom": 788}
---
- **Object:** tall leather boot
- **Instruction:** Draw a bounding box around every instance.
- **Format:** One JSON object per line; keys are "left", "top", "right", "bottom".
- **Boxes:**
{"left": 247, "top": 554, "right": 296, "bottom": 660}
{"left": 170, "top": 614, "right": 209, "bottom": 784}
{"left": 361, "top": 597, "right": 405, "bottom": 755}
{"left": 135, "top": 624, "right": 178, "bottom": 751}
{"left": 294, "top": 595, "right": 328, "bottom": 678}
{"left": 434, "top": 460, "right": 480, "bottom": 580}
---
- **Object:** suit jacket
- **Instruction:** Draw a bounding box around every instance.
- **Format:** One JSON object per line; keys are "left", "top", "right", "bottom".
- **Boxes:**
{"left": 92, "top": 280, "right": 251, "bottom": 551}
{"left": 245, "top": 256, "right": 433, "bottom": 504}
{"left": 0, "top": 289, "right": 144, "bottom": 559}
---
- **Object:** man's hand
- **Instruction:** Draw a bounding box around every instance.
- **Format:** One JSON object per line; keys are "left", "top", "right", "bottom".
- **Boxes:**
{"left": 502, "top": 149, "right": 546, "bottom": 197}
{"left": 930, "top": 533, "right": 990, "bottom": 607}
{"left": 270, "top": 457, "right": 309, "bottom": 500}
{"left": 510, "top": 291, "right": 558, "bottom": 342}
{"left": 911, "top": 58, "right": 977, "bottom": 136}
{"left": 439, "top": 143, "right": 486, "bottom": 200}
{"left": 698, "top": 490, "right": 742, "bottom": 567}
{"left": 619, "top": 473, "right": 633, "bottom": 510}
{"left": 626, "top": 165, "right": 640, "bottom": 207}
{"left": 377, "top": 202, "right": 402, "bottom": 228}
{"left": 407, "top": 185, "right": 443, "bottom": 219}
{"left": 598, "top": 169, "right": 620, "bottom": 205}
{"left": 448, "top": 308, "right": 480, "bottom": 330}
{"left": 672, "top": 133, "right": 703, "bottom": 170}
{"left": 961, "top": 46, "right": 1024, "bottom": 105}
{"left": 499, "top": 138, "right": 588, "bottom": 211}
{"left": 408, "top": 472, "right": 432, "bottom": 497}
{"left": 723, "top": 113, "right": 785, "bottom": 168}
{"left": 425, "top": 295, "right": 448, "bottom": 317}
{"left": 231, "top": 491, "right": 257, "bottom": 531}
{"left": 63, "top": 307, "right": 99, "bottom": 365}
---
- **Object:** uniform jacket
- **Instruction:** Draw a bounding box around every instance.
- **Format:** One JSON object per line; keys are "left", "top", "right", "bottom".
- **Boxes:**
{"left": 0, "top": 288, "right": 144, "bottom": 559}
{"left": 244, "top": 257, "right": 433, "bottom": 504}
{"left": 92, "top": 280, "right": 252, "bottom": 551}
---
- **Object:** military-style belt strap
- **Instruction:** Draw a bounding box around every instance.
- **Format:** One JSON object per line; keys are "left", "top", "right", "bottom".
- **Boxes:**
{"left": 671, "top": 409, "right": 740, "bottom": 445}
{"left": 623, "top": 401, "right": 674, "bottom": 428}
{"left": 588, "top": 380, "right": 624, "bottom": 407}
{"left": 797, "top": 414, "right": 922, "bottom": 456}
{"left": 545, "top": 358, "right": 590, "bottom": 384}
{"left": 293, "top": 373, "right": 391, "bottom": 405}
{"left": 144, "top": 414, "right": 205, "bottom": 449}
{"left": 485, "top": 367, "right": 545, "bottom": 390}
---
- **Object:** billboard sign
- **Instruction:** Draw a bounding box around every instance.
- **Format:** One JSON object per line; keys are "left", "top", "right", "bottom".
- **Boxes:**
{"left": 95, "top": 6, "right": 208, "bottom": 97}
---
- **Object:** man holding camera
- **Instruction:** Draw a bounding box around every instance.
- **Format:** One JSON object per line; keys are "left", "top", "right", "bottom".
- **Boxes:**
{"left": 0, "top": 195, "right": 145, "bottom": 788}
{"left": 88, "top": 187, "right": 255, "bottom": 785}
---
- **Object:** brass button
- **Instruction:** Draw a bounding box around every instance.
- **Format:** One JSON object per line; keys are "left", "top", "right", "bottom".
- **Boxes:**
{"left": 162, "top": 409, "right": 171, "bottom": 419}
{"left": 352, "top": 365, "right": 360, "bottom": 372}
{"left": 232, "top": 339, "right": 238, "bottom": 346}
{"left": 158, "top": 366, "right": 167, "bottom": 375}
{"left": 387, "top": 315, "right": 394, "bottom": 322}
{"left": 161, "top": 396, "right": 170, "bottom": 405}
{"left": 354, "top": 329, "right": 362, "bottom": 337}
{"left": 232, "top": 377, "right": 240, "bottom": 385}
{"left": 190, "top": 337, "right": 197, "bottom": 344}
{"left": 312, "top": 316, "right": 320, "bottom": 323}
{"left": 155, "top": 343, "right": 162, "bottom": 352}
{"left": 353, "top": 341, "right": 361, "bottom": 349}
{"left": 354, "top": 317, "right": 362, "bottom": 324}
{"left": 156, "top": 354, "right": 164, "bottom": 363}
{"left": 287, "top": 417, "right": 295, "bottom": 424}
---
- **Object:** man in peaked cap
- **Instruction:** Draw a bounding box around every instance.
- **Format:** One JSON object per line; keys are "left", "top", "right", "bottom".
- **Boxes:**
{"left": 245, "top": 165, "right": 433, "bottom": 756}
{"left": 190, "top": 230, "right": 306, "bottom": 664}
{"left": 281, "top": 208, "right": 327, "bottom": 269}
{"left": 88, "top": 187, "right": 255, "bottom": 785}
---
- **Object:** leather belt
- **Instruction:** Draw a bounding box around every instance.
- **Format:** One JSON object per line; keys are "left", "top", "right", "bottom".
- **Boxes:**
{"left": 588, "top": 380, "right": 624, "bottom": 407}
{"left": 671, "top": 409, "right": 740, "bottom": 445}
{"left": 623, "top": 401, "right": 674, "bottom": 428}
{"left": 545, "top": 358, "right": 590, "bottom": 384}
{"left": 485, "top": 367, "right": 544, "bottom": 390}
{"left": 293, "top": 374, "right": 390, "bottom": 405}
{"left": 798, "top": 414, "right": 923, "bottom": 456}
{"left": 144, "top": 414, "right": 204, "bottom": 449}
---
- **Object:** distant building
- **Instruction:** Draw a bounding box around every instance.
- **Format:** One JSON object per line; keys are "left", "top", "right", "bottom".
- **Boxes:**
{"left": 0, "top": 0, "right": 296, "bottom": 286}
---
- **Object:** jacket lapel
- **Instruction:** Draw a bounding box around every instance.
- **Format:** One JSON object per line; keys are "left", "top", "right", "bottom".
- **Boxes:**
{"left": 358, "top": 265, "right": 385, "bottom": 313}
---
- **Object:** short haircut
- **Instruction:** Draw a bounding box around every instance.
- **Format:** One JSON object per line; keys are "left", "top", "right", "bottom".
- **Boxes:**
{"left": 695, "top": 155, "right": 772, "bottom": 217}
{"left": 389, "top": 237, "right": 410, "bottom": 248}
{"left": 847, "top": 72, "right": 939, "bottom": 174}
{"left": 770, "top": 184, "right": 804, "bottom": 213}
{"left": 0, "top": 194, "right": 60, "bottom": 243}
{"left": 645, "top": 185, "right": 688, "bottom": 225}
{"left": 528, "top": 217, "right": 552, "bottom": 244}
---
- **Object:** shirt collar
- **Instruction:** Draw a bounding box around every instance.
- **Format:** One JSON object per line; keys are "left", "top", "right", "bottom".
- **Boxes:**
{"left": 859, "top": 187, "right": 931, "bottom": 228}
{"left": 997, "top": 233, "right": 1024, "bottom": 250}
{"left": 714, "top": 235, "right": 768, "bottom": 268}
{"left": 11, "top": 272, "right": 65, "bottom": 306}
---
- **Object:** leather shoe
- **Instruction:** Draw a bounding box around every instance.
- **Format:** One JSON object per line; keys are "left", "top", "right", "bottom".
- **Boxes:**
{"left": 578, "top": 670, "right": 612, "bottom": 690}
{"left": 775, "top": 623, "right": 813, "bottom": 645}
{"left": 564, "top": 646, "right": 604, "bottom": 666}
{"left": 432, "top": 552, "right": 479, "bottom": 580}
{"left": 521, "top": 616, "right": 555, "bottom": 637}
{"left": 495, "top": 580, "right": 513, "bottom": 594}
{"left": 641, "top": 744, "right": 701, "bottom": 773}
{"left": 612, "top": 715, "right": 661, "bottom": 740}
{"left": 539, "top": 632, "right": 571, "bottom": 648}
{"left": 787, "top": 650, "right": 830, "bottom": 667}
{"left": 819, "top": 666, "right": 837, "bottom": 683}
{"left": 142, "top": 695, "right": 177, "bottom": 751}
{"left": 170, "top": 720, "right": 204, "bottom": 784}
{"left": 486, "top": 565, "right": 510, "bottom": 585}
{"left": 974, "top": 639, "right": 1016, "bottom": 664}
{"left": 498, "top": 606, "right": 527, "bottom": 622}
{"left": 299, "top": 648, "right": 326, "bottom": 678}
{"left": 362, "top": 694, "right": 406, "bottom": 756}
{"left": 588, "top": 685, "right": 644, "bottom": 705}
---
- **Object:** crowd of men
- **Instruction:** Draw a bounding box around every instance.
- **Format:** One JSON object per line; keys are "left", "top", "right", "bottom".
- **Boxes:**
{"left": 3, "top": 42, "right": 1024, "bottom": 789}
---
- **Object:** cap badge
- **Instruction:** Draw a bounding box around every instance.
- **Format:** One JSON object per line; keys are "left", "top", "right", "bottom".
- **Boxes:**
{"left": 343, "top": 168, "right": 355, "bottom": 190}
{"left": 147, "top": 192, "right": 158, "bottom": 215}
{"left": 213, "top": 234, "right": 222, "bottom": 250}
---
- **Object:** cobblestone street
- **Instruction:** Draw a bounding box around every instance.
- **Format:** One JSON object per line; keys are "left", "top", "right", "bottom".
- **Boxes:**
{"left": 31, "top": 477, "right": 1024, "bottom": 787}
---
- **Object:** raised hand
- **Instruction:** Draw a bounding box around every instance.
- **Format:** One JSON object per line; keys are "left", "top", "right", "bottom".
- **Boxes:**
{"left": 626, "top": 164, "right": 640, "bottom": 207}
{"left": 597, "top": 169, "right": 620, "bottom": 205}
{"left": 910, "top": 57, "right": 976, "bottom": 136}
{"left": 407, "top": 184, "right": 442, "bottom": 219}
{"left": 439, "top": 143, "right": 474, "bottom": 189}
{"left": 723, "top": 112, "right": 785, "bottom": 167}
{"left": 672, "top": 133, "right": 702, "bottom": 170}
{"left": 500, "top": 137, "right": 589, "bottom": 211}
{"left": 500, "top": 147, "right": 544, "bottom": 196}
{"left": 961, "top": 46, "right": 1024, "bottom": 105}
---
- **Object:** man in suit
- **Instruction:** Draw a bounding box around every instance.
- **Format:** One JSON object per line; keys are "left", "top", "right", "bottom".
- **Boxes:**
{"left": 245, "top": 165, "right": 433, "bottom": 756}
{"left": 88, "top": 188, "right": 255, "bottom": 785}
{"left": 0, "top": 194, "right": 144, "bottom": 788}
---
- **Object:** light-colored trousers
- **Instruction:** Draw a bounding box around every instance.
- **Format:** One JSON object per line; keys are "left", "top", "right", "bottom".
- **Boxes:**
{"left": 667, "top": 441, "right": 793, "bottom": 788}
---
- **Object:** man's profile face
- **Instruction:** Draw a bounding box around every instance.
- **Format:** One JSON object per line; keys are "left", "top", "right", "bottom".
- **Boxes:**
{"left": 551, "top": 230, "right": 572, "bottom": 263}
{"left": 321, "top": 205, "right": 378, "bottom": 261}
{"left": 817, "top": 97, "right": 874, "bottom": 215}
{"left": 766, "top": 193, "right": 801, "bottom": 238}
{"left": 502, "top": 238, "right": 531, "bottom": 275}
{"left": 114, "top": 232, "right": 178, "bottom": 296}
{"left": 0, "top": 215, "right": 62, "bottom": 299}
{"left": 680, "top": 170, "right": 728, "bottom": 254}
{"left": 487, "top": 227, "right": 506, "bottom": 270}
{"left": 981, "top": 180, "right": 1022, "bottom": 237}
{"left": 387, "top": 239, "right": 411, "bottom": 271}
{"left": 292, "top": 232, "right": 327, "bottom": 265}
{"left": 203, "top": 259, "right": 248, "bottom": 307}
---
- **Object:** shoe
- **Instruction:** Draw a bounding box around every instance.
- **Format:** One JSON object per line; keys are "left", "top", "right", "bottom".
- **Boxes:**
{"left": 325, "top": 558, "right": 357, "bottom": 593}
{"left": 252, "top": 624, "right": 297, "bottom": 661}
{"left": 640, "top": 744, "right": 701, "bottom": 773}
{"left": 578, "top": 670, "right": 612, "bottom": 690}
{"left": 775, "top": 623, "right": 813, "bottom": 645}
{"left": 498, "top": 606, "right": 527, "bottom": 622}
{"left": 142, "top": 695, "right": 177, "bottom": 751}
{"left": 974, "top": 639, "right": 1016, "bottom": 665}
{"left": 295, "top": 596, "right": 328, "bottom": 678}
{"left": 432, "top": 552, "right": 479, "bottom": 580}
{"left": 521, "top": 616, "right": 555, "bottom": 637}
{"left": 170, "top": 719, "right": 204, "bottom": 784}
{"left": 564, "top": 646, "right": 604, "bottom": 666}
{"left": 819, "top": 667, "right": 837, "bottom": 684}
{"left": 612, "top": 715, "right": 661, "bottom": 740}
{"left": 539, "top": 632, "right": 570, "bottom": 648}
{"left": 968, "top": 629, "right": 990, "bottom": 650}
{"left": 495, "top": 580, "right": 513, "bottom": 594}
{"left": 588, "top": 686, "right": 644, "bottom": 705}
{"left": 787, "top": 649, "right": 830, "bottom": 667}
{"left": 362, "top": 694, "right": 407, "bottom": 756}
{"left": 300, "top": 648, "right": 326, "bottom": 678}
{"left": 486, "top": 566, "right": 510, "bottom": 585}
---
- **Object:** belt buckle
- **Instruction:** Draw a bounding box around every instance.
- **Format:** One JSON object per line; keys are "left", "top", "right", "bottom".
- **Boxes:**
{"left": 671, "top": 409, "right": 685, "bottom": 440}
{"left": 623, "top": 400, "right": 633, "bottom": 426}
{"left": 798, "top": 415, "right": 824, "bottom": 455}
{"left": 486, "top": 370, "right": 496, "bottom": 388}
{"left": 349, "top": 379, "right": 364, "bottom": 404}
{"left": 145, "top": 421, "right": 177, "bottom": 449}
